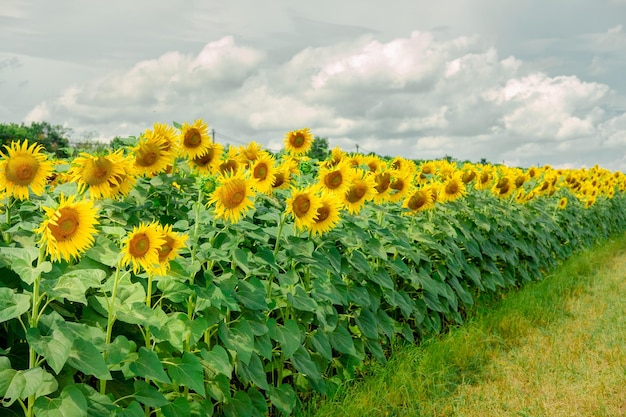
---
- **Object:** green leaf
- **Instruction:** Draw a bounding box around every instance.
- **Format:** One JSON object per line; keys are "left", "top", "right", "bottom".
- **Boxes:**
{"left": 233, "top": 248, "right": 250, "bottom": 275}
{"left": 132, "top": 380, "right": 168, "bottom": 408}
{"left": 67, "top": 337, "right": 111, "bottom": 380}
{"left": 286, "top": 285, "right": 318, "bottom": 312}
{"left": 85, "top": 234, "right": 121, "bottom": 267}
{"left": 236, "top": 352, "right": 269, "bottom": 391}
{"left": 235, "top": 278, "right": 269, "bottom": 310}
{"left": 222, "top": 390, "right": 253, "bottom": 417}
{"left": 369, "top": 268, "right": 395, "bottom": 290}
{"left": 290, "top": 346, "right": 322, "bottom": 382}
{"left": 0, "top": 287, "right": 30, "bottom": 324}
{"left": 0, "top": 246, "right": 50, "bottom": 285}
{"left": 201, "top": 345, "right": 233, "bottom": 377}
{"left": 161, "top": 396, "right": 191, "bottom": 417}
{"left": 73, "top": 383, "right": 118, "bottom": 417}
{"left": 268, "top": 318, "right": 302, "bottom": 359}
{"left": 33, "top": 385, "right": 88, "bottom": 417}
{"left": 218, "top": 319, "right": 254, "bottom": 365}
{"left": 329, "top": 322, "right": 357, "bottom": 357}
{"left": 1, "top": 367, "right": 58, "bottom": 407}
{"left": 128, "top": 347, "right": 171, "bottom": 384}
{"left": 354, "top": 308, "right": 379, "bottom": 339}
{"left": 44, "top": 269, "right": 106, "bottom": 305}
{"left": 207, "top": 374, "right": 231, "bottom": 403}
{"left": 309, "top": 329, "right": 332, "bottom": 361}
{"left": 167, "top": 352, "right": 206, "bottom": 397}
{"left": 26, "top": 325, "right": 73, "bottom": 375}
{"left": 116, "top": 401, "right": 144, "bottom": 417}
{"left": 269, "top": 384, "right": 297, "bottom": 416}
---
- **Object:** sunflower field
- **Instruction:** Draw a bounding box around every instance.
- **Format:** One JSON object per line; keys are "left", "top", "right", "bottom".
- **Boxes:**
{"left": 1, "top": 120, "right": 626, "bottom": 417}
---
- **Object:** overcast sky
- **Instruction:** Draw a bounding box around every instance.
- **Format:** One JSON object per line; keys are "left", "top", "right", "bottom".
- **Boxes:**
{"left": 1, "top": 0, "right": 626, "bottom": 170}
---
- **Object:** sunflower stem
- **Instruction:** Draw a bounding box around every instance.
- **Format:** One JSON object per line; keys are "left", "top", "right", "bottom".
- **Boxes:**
{"left": 268, "top": 213, "right": 287, "bottom": 299}
{"left": 3, "top": 197, "right": 13, "bottom": 244}
{"left": 100, "top": 265, "right": 123, "bottom": 396}
{"left": 26, "top": 245, "right": 47, "bottom": 417}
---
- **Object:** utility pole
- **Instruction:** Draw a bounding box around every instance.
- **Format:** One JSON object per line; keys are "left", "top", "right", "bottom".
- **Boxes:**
{"left": 356, "top": 144, "right": 359, "bottom": 154}
{"left": 211, "top": 129, "right": 215, "bottom": 143}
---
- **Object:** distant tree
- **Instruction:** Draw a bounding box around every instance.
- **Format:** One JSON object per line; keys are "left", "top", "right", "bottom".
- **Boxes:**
{"left": 0, "top": 121, "right": 70, "bottom": 157}
{"left": 309, "top": 136, "right": 330, "bottom": 161}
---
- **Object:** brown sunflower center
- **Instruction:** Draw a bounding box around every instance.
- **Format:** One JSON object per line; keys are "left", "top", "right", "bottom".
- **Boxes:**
{"left": 194, "top": 149, "right": 215, "bottom": 167}
{"left": 253, "top": 163, "right": 268, "bottom": 180}
{"left": 346, "top": 184, "right": 366, "bottom": 203}
{"left": 223, "top": 180, "right": 247, "bottom": 209}
{"left": 219, "top": 160, "right": 238, "bottom": 175}
{"left": 136, "top": 145, "right": 160, "bottom": 167}
{"left": 128, "top": 233, "right": 151, "bottom": 258}
{"left": 290, "top": 133, "right": 305, "bottom": 148}
{"left": 272, "top": 172, "right": 286, "bottom": 188}
{"left": 315, "top": 204, "right": 330, "bottom": 222}
{"left": 374, "top": 172, "right": 391, "bottom": 193}
{"left": 184, "top": 129, "right": 202, "bottom": 148}
{"left": 445, "top": 180, "right": 460, "bottom": 195}
{"left": 324, "top": 171, "right": 343, "bottom": 189}
{"left": 462, "top": 171, "right": 476, "bottom": 184}
{"left": 479, "top": 172, "right": 490, "bottom": 184}
{"left": 407, "top": 192, "right": 427, "bottom": 211}
{"left": 158, "top": 236, "right": 175, "bottom": 262}
{"left": 84, "top": 157, "right": 113, "bottom": 185}
{"left": 390, "top": 179, "right": 405, "bottom": 191}
{"left": 293, "top": 194, "right": 311, "bottom": 217}
{"left": 48, "top": 208, "right": 80, "bottom": 241}
{"left": 6, "top": 156, "right": 39, "bottom": 186}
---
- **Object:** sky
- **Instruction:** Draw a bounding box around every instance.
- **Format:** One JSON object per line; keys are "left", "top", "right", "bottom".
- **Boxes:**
{"left": 1, "top": 0, "right": 626, "bottom": 170}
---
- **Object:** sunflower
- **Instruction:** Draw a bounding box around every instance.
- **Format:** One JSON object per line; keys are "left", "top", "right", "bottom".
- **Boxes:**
{"left": 249, "top": 152, "right": 277, "bottom": 194}
{"left": 342, "top": 169, "right": 376, "bottom": 214}
{"left": 178, "top": 119, "right": 212, "bottom": 160}
{"left": 439, "top": 173, "right": 467, "bottom": 203}
{"left": 284, "top": 128, "right": 314, "bottom": 156}
{"left": 37, "top": 194, "right": 99, "bottom": 262}
{"left": 0, "top": 140, "right": 53, "bottom": 200}
{"left": 133, "top": 133, "right": 175, "bottom": 177}
{"left": 217, "top": 147, "right": 241, "bottom": 175}
{"left": 372, "top": 170, "right": 393, "bottom": 204}
{"left": 285, "top": 186, "right": 323, "bottom": 231}
{"left": 121, "top": 222, "right": 165, "bottom": 274}
{"left": 190, "top": 142, "right": 224, "bottom": 175}
{"left": 402, "top": 188, "right": 435, "bottom": 214}
{"left": 363, "top": 155, "right": 384, "bottom": 172}
{"left": 322, "top": 146, "right": 346, "bottom": 168}
{"left": 208, "top": 170, "right": 256, "bottom": 223}
{"left": 475, "top": 168, "right": 493, "bottom": 190}
{"left": 317, "top": 160, "right": 352, "bottom": 196}
{"left": 236, "top": 141, "right": 264, "bottom": 168}
{"left": 271, "top": 162, "right": 293, "bottom": 190}
{"left": 151, "top": 122, "right": 179, "bottom": 154}
{"left": 69, "top": 149, "right": 129, "bottom": 199}
{"left": 149, "top": 224, "right": 188, "bottom": 276}
{"left": 557, "top": 197, "right": 568, "bottom": 209}
{"left": 309, "top": 193, "right": 341, "bottom": 236}
{"left": 387, "top": 169, "right": 414, "bottom": 203}
{"left": 492, "top": 175, "right": 515, "bottom": 199}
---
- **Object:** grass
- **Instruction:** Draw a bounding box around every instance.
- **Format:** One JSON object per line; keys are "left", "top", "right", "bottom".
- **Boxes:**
{"left": 301, "top": 234, "right": 626, "bottom": 416}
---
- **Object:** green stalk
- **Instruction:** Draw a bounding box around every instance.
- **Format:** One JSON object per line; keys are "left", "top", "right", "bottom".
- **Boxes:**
{"left": 185, "top": 187, "right": 203, "bottom": 349}
{"left": 26, "top": 245, "right": 47, "bottom": 417}
{"left": 100, "top": 265, "right": 123, "bottom": 396}
{"left": 268, "top": 214, "right": 287, "bottom": 299}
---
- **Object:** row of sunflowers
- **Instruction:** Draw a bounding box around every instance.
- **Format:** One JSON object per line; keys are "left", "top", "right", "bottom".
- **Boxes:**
{"left": 1, "top": 120, "right": 626, "bottom": 416}
{"left": 2, "top": 119, "right": 622, "bottom": 272}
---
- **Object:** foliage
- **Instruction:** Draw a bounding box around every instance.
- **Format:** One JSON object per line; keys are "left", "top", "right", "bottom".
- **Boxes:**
{"left": 308, "top": 137, "right": 330, "bottom": 161}
{"left": 1, "top": 124, "right": 626, "bottom": 417}
{"left": 0, "top": 122, "right": 70, "bottom": 157}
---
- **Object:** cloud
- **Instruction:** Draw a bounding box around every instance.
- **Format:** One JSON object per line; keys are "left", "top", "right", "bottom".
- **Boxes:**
{"left": 25, "top": 30, "right": 626, "bottom": 169}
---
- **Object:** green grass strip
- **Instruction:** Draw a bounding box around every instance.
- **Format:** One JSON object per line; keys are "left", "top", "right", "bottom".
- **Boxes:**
{"left": 302, "top": 233, "right": 626, "bottom": 416}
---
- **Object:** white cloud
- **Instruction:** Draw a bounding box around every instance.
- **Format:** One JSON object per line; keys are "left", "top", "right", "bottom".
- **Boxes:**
{"left": 22, "top": 30, "right": 626, "bottom": 169}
